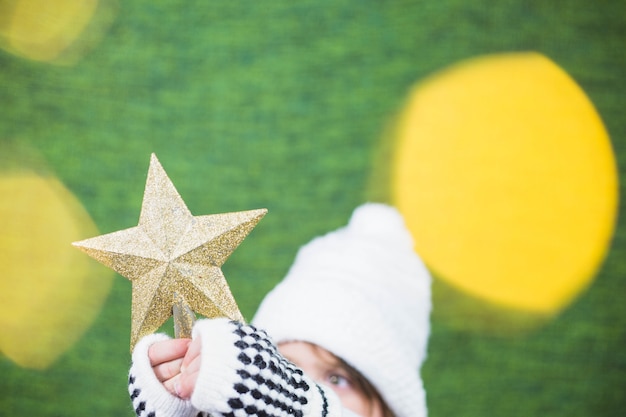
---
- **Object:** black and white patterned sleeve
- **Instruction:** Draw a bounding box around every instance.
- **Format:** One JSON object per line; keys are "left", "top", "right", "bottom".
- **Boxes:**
{"left": 190, "top": 318, "right": 343, "bottom": 417}
{"left": 128, "top": 333, "right": 202, "bottom": 417}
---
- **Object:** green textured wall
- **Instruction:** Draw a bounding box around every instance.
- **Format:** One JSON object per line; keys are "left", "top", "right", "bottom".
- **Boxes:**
{"left": 1, "top": 1, "right": 624, "bottom": 416}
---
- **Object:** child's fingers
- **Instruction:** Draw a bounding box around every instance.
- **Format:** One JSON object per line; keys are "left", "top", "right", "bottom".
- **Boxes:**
{"left": 152, "top": 357, "right": 184, "bottom": 382}
{"left": 182, "top": 352, "right": 202, "bottom": 376}
{"left": 181, "top": 337, "right": 202, "bottom": 371}
{"left": 162, "top": 374, "right": 180, "bottom": 397}
{"left": 148, "top": 338, "right": 191, "bottom": 366}
{"left": 176, "top": 365, "right": 200, "bottom": 399}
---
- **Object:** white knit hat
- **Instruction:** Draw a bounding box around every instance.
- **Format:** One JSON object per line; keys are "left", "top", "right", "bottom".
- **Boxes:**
{"left": 253, "top": 203, "right": 431, "bottom": 417}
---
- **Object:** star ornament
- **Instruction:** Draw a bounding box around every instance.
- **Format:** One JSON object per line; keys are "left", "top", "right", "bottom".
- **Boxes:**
{"left": 73, "top": 154, "right": 266, "bottom": 350}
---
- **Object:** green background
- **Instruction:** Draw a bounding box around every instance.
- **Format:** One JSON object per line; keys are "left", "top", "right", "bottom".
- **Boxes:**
{"left": 1, "top": 0, "right": 624, "bottom": 416}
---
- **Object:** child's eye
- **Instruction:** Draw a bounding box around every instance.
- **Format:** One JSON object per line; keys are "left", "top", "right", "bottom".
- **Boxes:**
{"left": 327, "top": 373, "right": 351, "bottom": 388}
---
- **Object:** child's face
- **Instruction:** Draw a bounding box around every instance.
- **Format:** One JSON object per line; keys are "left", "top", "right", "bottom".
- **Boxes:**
{"left": 279, "top": 341, "right": 384, "bottom": 417}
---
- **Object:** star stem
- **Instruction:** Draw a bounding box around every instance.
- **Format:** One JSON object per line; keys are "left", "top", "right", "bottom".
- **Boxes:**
{"left": 172, "top": 292, "right": 196, "bottom": 339}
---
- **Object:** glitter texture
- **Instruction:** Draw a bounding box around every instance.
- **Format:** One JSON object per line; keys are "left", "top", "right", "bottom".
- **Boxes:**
{"left": 73, "top": 153, "right": 266, "bottom": 349}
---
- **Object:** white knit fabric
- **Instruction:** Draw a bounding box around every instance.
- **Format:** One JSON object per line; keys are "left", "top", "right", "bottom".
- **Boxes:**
{"left": 128, "top": 319, "right": 346, "bottom": 417}
{"left": 253, "top": 203, "right": 432, "bottom": 417}
{"left": 190, "top": 318, "right": 344, "bottom": 417}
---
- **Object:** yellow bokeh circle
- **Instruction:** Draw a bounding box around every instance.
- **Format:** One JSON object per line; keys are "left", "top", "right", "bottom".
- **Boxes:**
{"left": 0, "top": 0, "right": 116, "bottom": 65}
{"left": 0, "top": 173, "right": 113, "bottom": 369}
{"left": 393, "top": 53, "right": 618, "bottom": 314}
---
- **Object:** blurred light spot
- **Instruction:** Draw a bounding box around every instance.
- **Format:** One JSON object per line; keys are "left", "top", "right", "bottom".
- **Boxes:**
{"left": 392, "top": 53, "right": 617, "bottom": 329}
{"left": 0, "top": 173, "right": 114, "bottom": 369}
{"left": 0, "top": 0, "right": 116, "bottom": 65}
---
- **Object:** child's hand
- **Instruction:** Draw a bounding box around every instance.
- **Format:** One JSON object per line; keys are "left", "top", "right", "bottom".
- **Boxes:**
{"left": 148, "top": 338, "right": 191, "bottom": 396}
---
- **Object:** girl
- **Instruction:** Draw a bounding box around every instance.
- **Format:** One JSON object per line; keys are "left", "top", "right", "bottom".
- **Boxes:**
{"left": 128, "top": 203, "right": 431, "bottom": 417}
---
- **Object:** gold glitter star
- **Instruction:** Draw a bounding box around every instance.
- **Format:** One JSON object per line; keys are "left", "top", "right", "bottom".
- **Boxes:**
{"left": 73, "top": 154, "right": 266, "bottom": 349}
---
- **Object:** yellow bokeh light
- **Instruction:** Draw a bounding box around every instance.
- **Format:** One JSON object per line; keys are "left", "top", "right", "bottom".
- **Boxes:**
{"left": 0, "top": 173, "right": 114, "bottom": 369}
{"left": 392, "top": 53, "right": 618, "bottom": 315}
{"left": 0, "top": 0, "right": 116, "bottom": 64}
